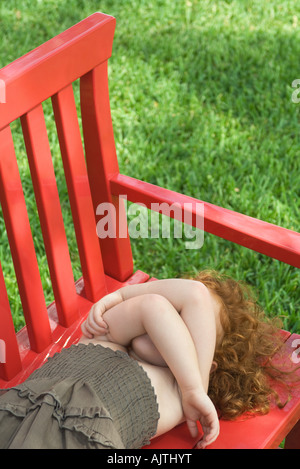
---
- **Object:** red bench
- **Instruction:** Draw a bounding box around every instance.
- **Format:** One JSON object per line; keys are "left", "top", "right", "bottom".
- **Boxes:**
{"left": 0, "top": 13, "right": 299, "bottom": 449}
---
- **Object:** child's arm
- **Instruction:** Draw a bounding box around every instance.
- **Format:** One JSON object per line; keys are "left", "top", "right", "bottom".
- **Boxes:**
{"left": 82, "top": 279, "right": 217, "bottom": 392}
{"left": 125, "top": 280, "right": 217, "bottom": 392}
{"left": 84, "top": 293, "right": 219, "bottom": 448}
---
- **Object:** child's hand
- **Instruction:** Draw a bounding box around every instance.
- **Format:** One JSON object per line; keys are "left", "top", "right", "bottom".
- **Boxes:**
{"left": 81, "top": 291, "right": 124, "bottom": 338}
{"left": 181, "top": 389, "right": 219, "bottom": 449}
{"left": 81, "top": 300, "right": 109, "bottom": 338}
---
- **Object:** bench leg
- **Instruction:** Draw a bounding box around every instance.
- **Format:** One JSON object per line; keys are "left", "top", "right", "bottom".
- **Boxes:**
{"left": 284, "top": 420, "right": 300, "bottom": 449}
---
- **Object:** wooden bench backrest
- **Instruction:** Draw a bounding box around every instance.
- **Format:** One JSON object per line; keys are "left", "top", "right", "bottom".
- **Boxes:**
{"left": 0, "top": 13, "right": 133, "bottom": 381}
{"left": 0, "top": 12, "right": 300, "bottom": 387}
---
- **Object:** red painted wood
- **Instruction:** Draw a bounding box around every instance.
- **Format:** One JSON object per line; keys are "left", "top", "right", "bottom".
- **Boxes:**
{"left": 110, "top": 174, "right": 300, "bottom": 268}
{"left": 0, "top": 271, "right": 149, "bottom": 389}
{"left": 0, "top": 262, "right": 22, "bottom": 380}
{"left": 0, "top": 13, "right": 116, "bottom": 131}
{"left": 145, "top": 422, "right": 201, "bottom": 450}
{"left": 21, "top": 105, "right": 79, "bottom": 327}
{"left": 80, "top": 62, "right": 133, "bottom": 281}
{"left": 52, "top": 85, "right": 106, "bottom": 302}
{"left": 0, "top": 126, "right": 52, "bottom": 353}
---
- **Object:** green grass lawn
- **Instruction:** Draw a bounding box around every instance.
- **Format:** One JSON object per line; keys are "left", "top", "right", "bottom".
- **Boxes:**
{"left": 0, "top": 0, "right": 299, "bottom": 332}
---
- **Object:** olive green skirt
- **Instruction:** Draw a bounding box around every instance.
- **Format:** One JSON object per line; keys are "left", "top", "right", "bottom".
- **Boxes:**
{"left": 0, "top": 344, "right": 159, "bottom": 449}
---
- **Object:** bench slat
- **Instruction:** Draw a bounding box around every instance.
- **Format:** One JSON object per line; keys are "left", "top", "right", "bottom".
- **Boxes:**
{"left": 80, "top": 62, "right": 133, "bottom": 281}
{"left": 21, "top": 105, "right": 78, "bottom": 327}
{"left": 0, "top": 261, "right": 22, "bottom": 380}
{"left": 52, "top": 85, "right": 106, "bottom": 302}
{"left": 0, "top": 125, "right": 52, "bottom": 352}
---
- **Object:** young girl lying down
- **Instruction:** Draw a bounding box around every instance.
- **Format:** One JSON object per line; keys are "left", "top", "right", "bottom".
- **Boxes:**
{"left": 0, "top": 271, "right": 291, "bottom": 449}
{"left": 80, "top": 270, "right": 290, "bottom": 446}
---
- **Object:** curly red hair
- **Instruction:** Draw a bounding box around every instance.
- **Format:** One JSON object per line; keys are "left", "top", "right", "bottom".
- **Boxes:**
{"left": 193, "top": 270, "right": 293, "bottom": 420}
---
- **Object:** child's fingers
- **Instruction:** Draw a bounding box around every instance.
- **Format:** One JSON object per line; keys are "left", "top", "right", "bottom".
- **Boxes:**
{"left": 88, "top": 314, "right": 107, "bottom": 334}
{"left": 81, "top": 321, "right": 93, "bottom": 338}
{"left": 186, "top": 419, "right": 199, "bottom": 439}
{"left": 81, "top": 318, "right": 108, "bottom": 338}
{"left": 196, "top": 420, "right": 220, "bottom": 449}
{"left": 92, "top": 305, "right": 108, "bottom": 329}
{"left": 81, "top": 307, "right": 108, "bottom": 338}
